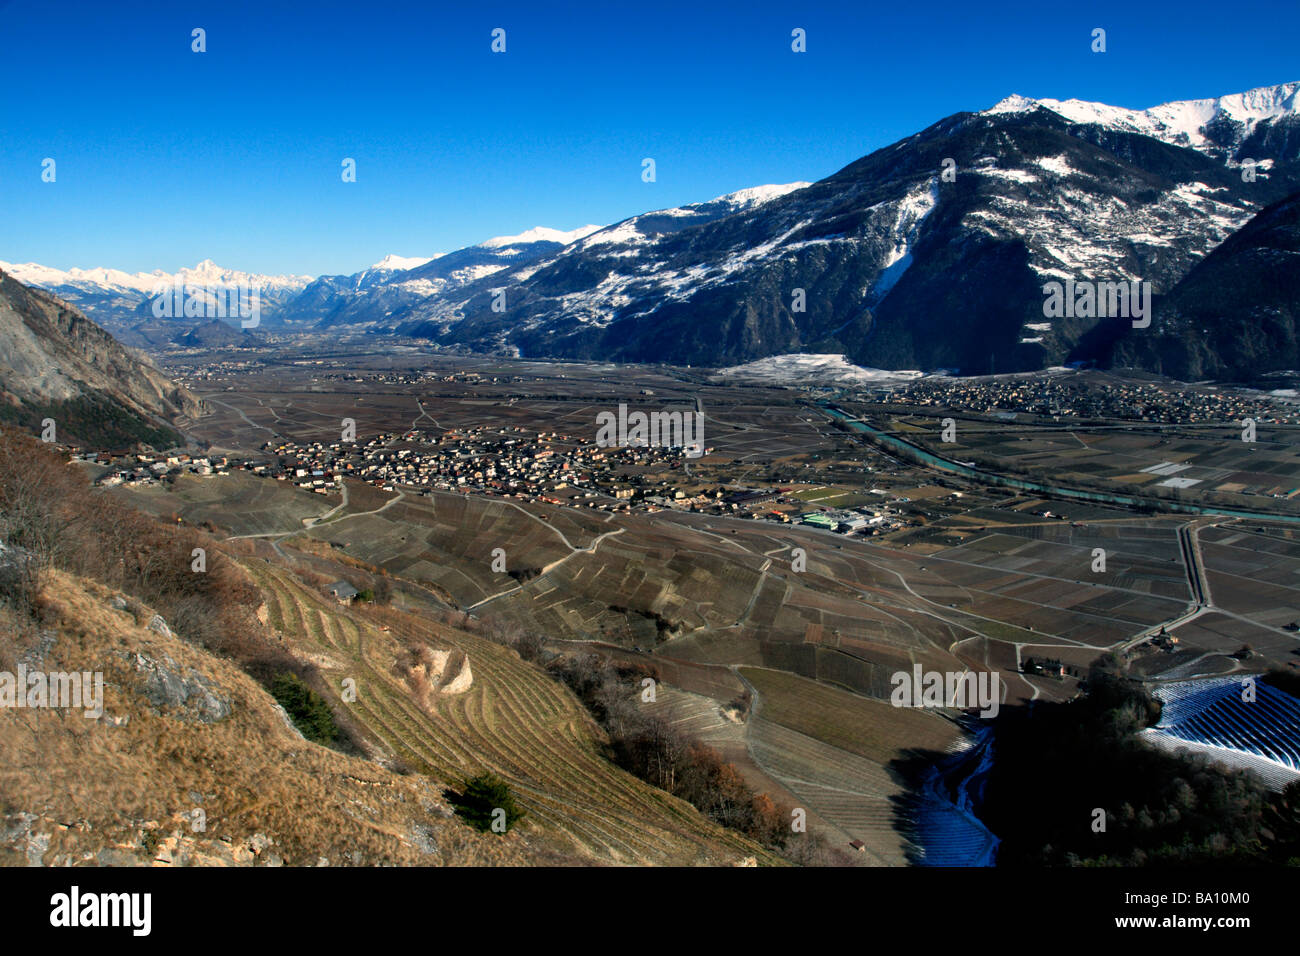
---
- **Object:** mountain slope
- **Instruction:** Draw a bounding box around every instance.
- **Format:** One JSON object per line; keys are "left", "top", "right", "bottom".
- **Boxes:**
{"left": 174, "top": 318, "right": 266, "bottom": 349}
{"left": 1107, "top": 191, "right": 1300, "bottom": 380}
{"left": 0, "top": 270, "right": 199, "bottom": 447}
{"left": 277, "top": 227, "right": 604, "bottom": 328}
{"left": 387, "top": 84, "right": 1299, "bottom": 372}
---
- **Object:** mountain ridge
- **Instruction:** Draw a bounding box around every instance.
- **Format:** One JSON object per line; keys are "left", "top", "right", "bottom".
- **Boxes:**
{"left": 7, "top": 83, "right": 1299, "bottom": 378}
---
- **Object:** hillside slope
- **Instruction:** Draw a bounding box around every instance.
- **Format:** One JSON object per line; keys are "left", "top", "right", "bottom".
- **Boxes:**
{"left": 0, "top": 271, "right": 199, "bottom": 446}
{"left": 243, "top": 556, "right": 778, "bottom": 865}
{"left": 0, "top": 569, "right": 541, "bottom": 866}
{"left": 1107, "top": 191, "right": 1300, "bottom": 380}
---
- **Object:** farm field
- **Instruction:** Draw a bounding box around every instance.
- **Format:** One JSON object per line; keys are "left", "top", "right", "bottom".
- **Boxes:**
{"left": 116, "top": 470, "right": 339, "bottom": 537}
{"left": 113, "top": 462, "right": 1300, "bottom": 700}
{"left": 738, "top": 667, "right": 961, "bottom": 763}
{"left": 884, "top": 413, "right": 1300, "bottom": 513}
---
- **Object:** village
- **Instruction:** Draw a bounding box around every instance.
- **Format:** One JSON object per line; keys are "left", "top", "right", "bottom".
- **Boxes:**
{"left": 855, "top": 373, "right": 1299, "bottom": 425}
{"left": 84, "top": 422, "right": 910, "bottom": 536}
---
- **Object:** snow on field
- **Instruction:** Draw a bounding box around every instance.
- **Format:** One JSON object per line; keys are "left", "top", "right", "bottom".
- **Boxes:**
{"left": 1033, "top": 154, "right": 1075, "bottom": 177}
{"left": 712, "top": 353, "right": 925, "bottom": 386}
{"left": 448, "top": 263, "right": 507, "bottom": 283}
{"left": 975, "top": 166, "right": 1039, "bottom": 184}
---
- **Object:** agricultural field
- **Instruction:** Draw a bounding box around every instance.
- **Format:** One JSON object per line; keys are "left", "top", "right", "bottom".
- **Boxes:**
{"left": 242, "top": 552, "right": 776, "bottom": 866}
{"left": 737, "top": 667, "right": 965, "bottom": 864}
{"left": 884, "top": 413, "right": 1300, "bottom": 513}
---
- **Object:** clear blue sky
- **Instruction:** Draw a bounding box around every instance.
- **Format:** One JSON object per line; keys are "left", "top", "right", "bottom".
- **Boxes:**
{"left": 1, "top": 0, "right": 1296, "bottom": 277}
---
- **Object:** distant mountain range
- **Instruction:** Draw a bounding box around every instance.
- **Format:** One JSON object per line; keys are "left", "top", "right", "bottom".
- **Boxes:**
{"left": 0, "top": 259, "right": 312, "bottom": 334}
{"left": 274, "top": 225, "right": 604, "bottom": 329}
{"left": 6, "top": 81, "right": 1299, "bottom": 380}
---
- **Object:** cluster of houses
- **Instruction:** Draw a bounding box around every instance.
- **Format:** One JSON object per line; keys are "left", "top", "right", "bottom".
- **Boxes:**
{"left": 83, "top": 423, "right": 907, "bottom": 537}
{"left": 245, "top": 425, "right": 717, "bottom": 500}
{"left": 88, "top": 451, "right": 232, "bottom": 487}
{"left": 871, "top": 376, "right": 1298, "bottom": 426}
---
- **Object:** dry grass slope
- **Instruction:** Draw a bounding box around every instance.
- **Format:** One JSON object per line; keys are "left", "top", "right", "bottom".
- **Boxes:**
{"left": 0, "top": 570, "right": 545, "bottom": 866}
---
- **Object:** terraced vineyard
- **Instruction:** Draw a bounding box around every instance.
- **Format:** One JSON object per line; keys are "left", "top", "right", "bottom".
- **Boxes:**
{"left": 244, "top": 557, "right": 777, "bottom": 866}
{"left": 736, "top": 666, "right": 966, "bottom": 864}
{"left": 1145, "top": 678, "right": 1300, "bottom": 788}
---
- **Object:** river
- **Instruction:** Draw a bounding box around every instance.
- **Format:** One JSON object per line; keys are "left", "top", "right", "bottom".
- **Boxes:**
{"left": 820, "top": 403, "right": 1300, "bottom": 525}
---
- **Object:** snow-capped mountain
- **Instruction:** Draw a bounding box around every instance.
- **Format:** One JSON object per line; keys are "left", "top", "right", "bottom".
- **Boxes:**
{"left": 370, "top": 253, "right": 438, "bottom": 272}
{"left": 380, "top": 85, "right": 1298, "bottom": 373}
{"left": 275, "top": 189, "right": 812, "bottom": 332}
{"left": 0, "top": 262, "right": 166, "bottom": 296}
{"left": 479, "top": 225, "right": 602, "bottom": 249}
{"left": 389, "top": 183, "right": 814, "bottom": 333}
{"left": 276, "top": 225, "right": 607, "bottom": 328}
{"left": 986, "top": 82, "right": 1300, "bottom": 163}
{"left": 0, "top": 258, "right": 313, "bottom": 332}
{"left": 327, "top": 254, "right": 442, "bottom": 298}
{"left": 0, "top": 258, "right": 312, "bottom": 297}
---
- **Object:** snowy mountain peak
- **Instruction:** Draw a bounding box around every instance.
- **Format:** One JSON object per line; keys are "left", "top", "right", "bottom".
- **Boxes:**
{"left": 983, "top": 81, "right": 1300, "bottom": 155}
{"left": 0, "top": 260, "right": 168, "bottom": 294}
{"left": 708, "top": 182, "right": 812, "bottom": 209}
{"left": 479, "top": 225, "right": 604, "bottom": 249}
{"left": 170, "top": 260, "right": 313, "bottom": 290}
{"left": 986, "top": 93, "right": 1040, "bottom": 115}
{"left": 369, "top": 253, "right": 437, "bottom": 272}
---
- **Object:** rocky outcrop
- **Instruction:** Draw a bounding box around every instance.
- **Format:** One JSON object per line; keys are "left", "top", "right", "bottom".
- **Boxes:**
{"left": 127, "top": 649, "right": 233, "bottom": 723}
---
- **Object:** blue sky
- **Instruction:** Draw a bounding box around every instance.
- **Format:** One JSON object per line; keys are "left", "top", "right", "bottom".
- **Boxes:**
{"left": 1, "top": 0, "right": 1296, "bottom": 276}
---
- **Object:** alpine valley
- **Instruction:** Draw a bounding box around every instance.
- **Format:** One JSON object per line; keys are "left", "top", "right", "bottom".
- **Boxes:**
{"left": 5, "top": 82, "right": 1299, "bottom": 381}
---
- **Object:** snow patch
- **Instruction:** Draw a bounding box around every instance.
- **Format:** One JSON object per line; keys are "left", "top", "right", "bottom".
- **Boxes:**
{"left": 712, "top": 353, "right": 925, "bottom": 387}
